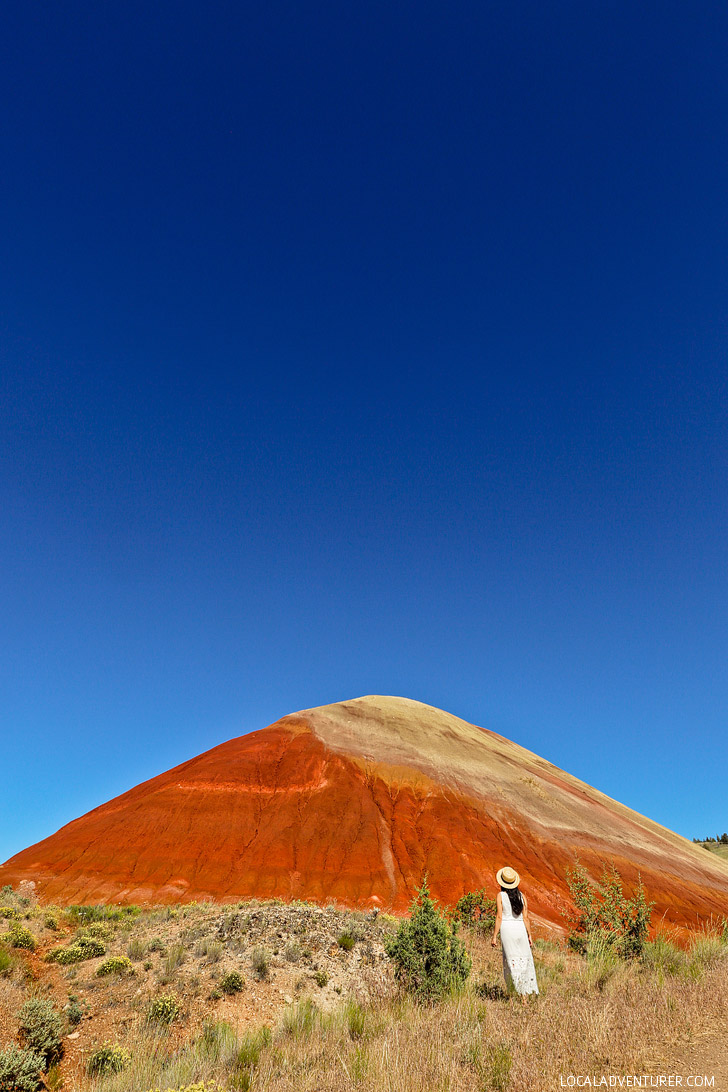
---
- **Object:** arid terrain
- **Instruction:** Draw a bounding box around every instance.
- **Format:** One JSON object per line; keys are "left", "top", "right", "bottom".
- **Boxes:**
{"left": 1, "top": 884, "right": 727, "bottom": 1092}
{"left": 2, "top": 697, "right": 727, "bottom": 938}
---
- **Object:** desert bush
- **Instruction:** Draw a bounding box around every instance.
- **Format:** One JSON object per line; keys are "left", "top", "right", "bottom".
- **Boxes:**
{"left": 147, "top": 994, "right": 181, "bottom": 1025}
{"left": 583, "top": 932, "right": 621, "bottom": 991}
{"left": 344, "top": 999, "right": 367, "bottom": 1040}
{"left": 160, "top": 942, "right": 186, "bottom": 980}
{"left": 689, "top": 933, "right": 726, "bottom": 971}
{"left": 5, "top": 922, "right": 36, "bottom": 951}
{"left": 229, "top": 1027, "right": 271, "bottom": 1090}
{"left": 96, "top": 955, "right": 133, "bottom": 976}
{"left": 385, "top": 878, "right": 471, "bottom": 1002}
{"left": 284, "top": 941, "right": 302, "bottom": 962}
{"left": 17, "top": 998, "right": 64, "bottom": 1065}
{"left": 68, "top": 903, "right": 140, "bottom": 925}
{"left": 337, "top": 930, "right": 356, "bottom": 952}
{"left": 43, "top": 911, "right": 60, "bottom": 931}
{"left": 565, "top": 862, "right": 653, "bottom": 959}
{"left": 465, "top": 1041, "right": 512, "bottom": 1091}
{"left": 87, "top": 1043, "right": 131, "bottom": 1076}
{"left": 0, "top": 1045, "right": 44, "bottom": 1092}
{"left": 281, "top": 997, "right": 318, "bottom": 1038}
{"left": 195, "top": 937, "right": 223, "bottom": 962}
{"left": 64, "top": 994, "right": 83, "bottom": 1027}
{"left": 454, "top": 888, "right": 497, "bottom": 932}
{"left": 197, "top": 1019, "right": 237, "bottom": 1062}
{"left": 219, "top": 970, "right": 244, "bottom": 994}
{"left": 250, "top": 946, "right": 270, "bottom": 980}
{"left": 48, "top": 935, "right": 106, "bottom": 964}
{"left": 0, "top": 949, "right": 14, "bottom": 976}
{"left": 48, "top": 945, "right": 85, "bottom": 965}
{"left": 44, "top": 1063, "right": 63, "bottom": 1091}
{"left": 235, "top": 1026, "right": 270, "bottom": 1068}
{"left": 641, "top": 935, "right": 686, "bottom": 977}
{"left": 0, "top": 906, "right": 19, "bottom": 919}
{"left": 313, "top": 969, "right": 329, "bottom": 987}
{"left": 83, "top": 921, "right": 112, "bottom": 939}
{"left": 127, "top": 937, "right": 147, "bottom": 961}
{"left": 148, "top": 937, "right": 166, "bottom": 952}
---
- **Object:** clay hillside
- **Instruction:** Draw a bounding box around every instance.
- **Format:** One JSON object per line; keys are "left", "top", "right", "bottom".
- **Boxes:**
{"left": 3, "top": 696, "right": 727, "bottom": 933}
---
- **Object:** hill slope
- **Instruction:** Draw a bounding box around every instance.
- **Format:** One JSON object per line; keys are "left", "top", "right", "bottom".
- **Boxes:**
{"left": 3, "top": 696, "right": 727, "bottom": 931}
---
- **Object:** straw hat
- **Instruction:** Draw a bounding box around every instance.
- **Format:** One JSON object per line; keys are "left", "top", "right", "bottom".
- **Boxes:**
{"left": 496, "top": 866, "right": 520, "bottom": 889}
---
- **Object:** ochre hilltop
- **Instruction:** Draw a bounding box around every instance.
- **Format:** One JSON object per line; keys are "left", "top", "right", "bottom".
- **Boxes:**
{"left": 3, "top": 696, "right": 727, "bottom": 933}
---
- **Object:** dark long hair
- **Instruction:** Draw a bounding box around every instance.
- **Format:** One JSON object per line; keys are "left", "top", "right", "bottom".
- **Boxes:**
{"left": 501, "top": 885, "right": 524, "bottom": 917}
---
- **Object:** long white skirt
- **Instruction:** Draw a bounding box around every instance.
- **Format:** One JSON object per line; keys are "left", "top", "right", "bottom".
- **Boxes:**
{"left": 500, "top": 919, "right": 539, "bottom": 995}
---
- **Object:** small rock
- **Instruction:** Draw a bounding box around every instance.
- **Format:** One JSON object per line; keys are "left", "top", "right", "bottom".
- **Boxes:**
{"left": 284, "top": 995, "right": 293, "bottom": 1004}
{"left": 68, "top": 1033, "right": 80, "bottom": 1041}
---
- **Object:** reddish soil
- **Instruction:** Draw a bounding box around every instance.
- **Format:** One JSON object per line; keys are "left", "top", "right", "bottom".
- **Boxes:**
{"left": 2, "top": 696, "right": 727, "bottom": 933}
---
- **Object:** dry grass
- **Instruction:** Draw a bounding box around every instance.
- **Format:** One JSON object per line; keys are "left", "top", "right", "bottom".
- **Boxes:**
{"left": 2, "top": 891, "right": 727, "bottom": 1091}
{"left": 79, "top": 929, "right": 728, "bottom": 1092}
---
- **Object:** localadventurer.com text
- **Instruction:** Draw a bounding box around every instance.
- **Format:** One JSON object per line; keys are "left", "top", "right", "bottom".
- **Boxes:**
{"left": 559, "top": 1078, "right": 714, "bottom": 1088}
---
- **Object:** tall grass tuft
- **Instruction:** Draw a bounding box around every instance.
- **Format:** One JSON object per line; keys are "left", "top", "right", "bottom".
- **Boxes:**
{"left": 281, "top": 998, "right": 318, "bottom": 1039}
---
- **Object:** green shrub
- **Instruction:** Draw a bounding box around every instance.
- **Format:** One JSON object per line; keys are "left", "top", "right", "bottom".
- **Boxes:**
{"left": 87, "top": 1043, "right": 131, "bottom": 1076}
{"left": 17, "top": 998, "right": 64, "bottom": 1065}
{"left": 384, "top": 878, "right": 471, "bottom": 1002}
{"left": 344, "top": 999, "right": 367, "bottom": 1040}
{"left": 454, "top": 888, "right": 497, "bottom": 932}
{"left": 6, "top": 922, "right": 36, "bottom": 951}
{"left": 281, "top": 998, "right": 318, "bottom": 1038}
{"left": 64, "top": 995, "right": 83, "bottom": 1027}
{"left": 565, "top": 862, "right": 653, "bottom": 959}
{"left": 148, "top": 937, "right": 166, "bottom": 952}
{"left": 641, "top": 935, "right": 686, "bottom": 977}
{"left": 68, "top": 904, "right": 140, "bottom": 925}
{"left": 48, "top": 936, "right": 106, "bottom": 964}
{"left": 689, "top": 933, "right": 726, "bottom": 971}
{"left": 0, "top": 1045, "right": 45, "bottom": 1092}
{"left": 0, "top": 949, "right": 14, "bottom": 977}
{"left": 231, "top": 1027, "right": 271, "bottom": 1090}
{"left": 127, "top": 937, "right": 147, "bottom": 961}
{"left": 44, "top": 1063, "right": 63, "bottom": 1091}
{"left": 0, "top": 907, "right": 19, "bottom": 920}
{"left": 147, "top": 994, "right": 181, "bottom": 1025}
{"left": 313, "top": 969, "right": 329, "bottom": 988}
{"left": 197, "top": 1019, "right": 236, "bottom": 1059}
{"left": 468, "top": 1042, "right": 512, "bottom": 1092}
{"left": 584, "top": 932, "right": 620, "bottom": 991}
{"left": 337, "top": 931, "right": 356, "bottom": 952}
{"left": 43, "top": 912, "right": 60, "bottom": 931}
{"left": 195, "top": 937, "right": 223, "bottom": 962}
{"left": 219, "top": 970, "right": 245, "bottom": 994}
{"left": 48, "top": 946, "right": 84, "bottom": 965}
{"left": 96, "top": 955, "right": 133, "bottom": 977}
{"left": 250, "top": 946, "right": 270, "bottom": 980}
{"left": 284, "top": 941, "right": 302, "bottom": 962}
{"left": 83, "top": 922, "right": 112, "bottom": 939}
{"left": 164, "top": 942, "right": 185, "bottom": 971}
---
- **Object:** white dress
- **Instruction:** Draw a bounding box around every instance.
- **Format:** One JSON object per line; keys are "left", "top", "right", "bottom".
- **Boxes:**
{"left": 499, "top": 891, "right": 539, "bottom": 995}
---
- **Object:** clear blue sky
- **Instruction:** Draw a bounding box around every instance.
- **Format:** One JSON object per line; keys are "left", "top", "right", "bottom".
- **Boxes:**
{"left": 2, "top": 1, "right": 727, "bottom": 864}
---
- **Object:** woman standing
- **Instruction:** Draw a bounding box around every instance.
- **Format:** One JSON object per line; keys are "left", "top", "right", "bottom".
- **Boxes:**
{"left": 490, "top": 866, "right": 539, "bottom": 1002}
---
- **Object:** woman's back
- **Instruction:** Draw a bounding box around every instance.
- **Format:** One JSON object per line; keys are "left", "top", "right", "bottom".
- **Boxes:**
{"left": 499, "top": 891, "right": 521, "bottom": 920}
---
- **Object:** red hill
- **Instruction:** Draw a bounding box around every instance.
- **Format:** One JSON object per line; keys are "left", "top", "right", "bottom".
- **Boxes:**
{"left": 3, "top": 696, "right": 727, "bottom": 933}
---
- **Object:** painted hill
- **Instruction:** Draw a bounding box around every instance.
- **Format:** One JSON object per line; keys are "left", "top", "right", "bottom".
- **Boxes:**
{"left": 3, "top": 696, "right": 727, "bottom": 933}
